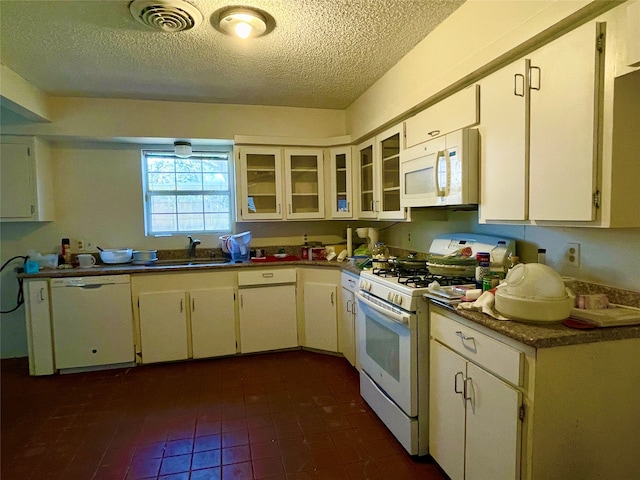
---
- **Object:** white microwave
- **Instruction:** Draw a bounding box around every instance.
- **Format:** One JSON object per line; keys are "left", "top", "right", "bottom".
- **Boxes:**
{"left": 400, "top": 128, "right": 479, "bottom": 208}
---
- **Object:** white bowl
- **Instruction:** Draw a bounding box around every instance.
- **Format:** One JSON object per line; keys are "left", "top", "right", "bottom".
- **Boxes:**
{"left": 100, "top": 249, "right": 133, "bottom": 264}
{"left": 495, "top": 289, "right": 573, "bottom": 323}
{"left": 495, "top": 263, "right": 572, "bottom": 323}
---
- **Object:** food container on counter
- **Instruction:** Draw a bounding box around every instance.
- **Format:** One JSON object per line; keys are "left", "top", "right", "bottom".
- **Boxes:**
{"left": 301, "top": 247, "right": 326, "bottom": 261}
{"left": 99, "top": 249, "right": 133, "bottom": 264}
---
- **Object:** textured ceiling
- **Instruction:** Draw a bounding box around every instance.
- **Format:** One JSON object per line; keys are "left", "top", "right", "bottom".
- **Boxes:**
{"left": 0, "top": 0, "right": 464, "bottom": 110}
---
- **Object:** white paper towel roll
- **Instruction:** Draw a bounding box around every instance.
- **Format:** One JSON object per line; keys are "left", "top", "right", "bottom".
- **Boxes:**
{"left": 346, "top": 227, "right": 353, "bottom": 257}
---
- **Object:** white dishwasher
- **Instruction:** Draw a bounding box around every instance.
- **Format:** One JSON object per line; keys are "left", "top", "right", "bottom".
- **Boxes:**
{"left": 50, "top": 275, "right": 135, "bottom": 371}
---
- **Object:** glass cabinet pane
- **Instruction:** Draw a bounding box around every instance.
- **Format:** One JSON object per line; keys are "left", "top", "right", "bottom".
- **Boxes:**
{"left": 380, "top": 133, "right": 401, "bottom": 213}
{"left": 360, "top": 145, "right": 374, "bottom": 212}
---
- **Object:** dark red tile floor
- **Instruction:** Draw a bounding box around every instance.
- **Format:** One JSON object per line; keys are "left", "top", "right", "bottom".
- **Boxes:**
{"left": 1, "top": 350, "right": 448, "bottom": 480}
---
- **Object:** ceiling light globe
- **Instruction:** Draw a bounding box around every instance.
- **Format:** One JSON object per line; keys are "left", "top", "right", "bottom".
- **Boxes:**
{"left": 235, "top": 22, "right": 253, "bottom": 39}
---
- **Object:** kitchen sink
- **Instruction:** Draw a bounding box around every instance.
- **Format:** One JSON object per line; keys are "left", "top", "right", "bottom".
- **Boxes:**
{"left": 152, "top": 258, "right": 230, "bottom": 267}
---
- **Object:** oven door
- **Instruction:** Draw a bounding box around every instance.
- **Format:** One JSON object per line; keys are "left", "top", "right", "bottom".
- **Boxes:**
{"left": 356, "top": 291, "right": 417, "bottom": 417}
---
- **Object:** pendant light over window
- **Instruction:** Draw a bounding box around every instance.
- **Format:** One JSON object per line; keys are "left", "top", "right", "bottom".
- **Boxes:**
{"left": 212, "top": 6, "right": 273, "bottom": 39}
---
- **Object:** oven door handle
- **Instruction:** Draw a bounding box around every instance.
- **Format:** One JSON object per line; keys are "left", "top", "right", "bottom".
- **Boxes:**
{"left": 356, "top": 291, "right": 410, "bottom": 326}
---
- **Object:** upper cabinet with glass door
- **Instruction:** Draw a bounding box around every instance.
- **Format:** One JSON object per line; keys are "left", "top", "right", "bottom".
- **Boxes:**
{"left": 237, "top": 146, "right": 325, "bottom": 221}
{"left": 284, "top": 149, "right": 325, "bottom": 219}
{"left": 238, "top": 147, "right": 283, "bottom": 220}
{"left": 356, "top": 124, "right": 408, "bottom": 220}
{"left": 328, "top": 146, "right": 354, "bottom": 218}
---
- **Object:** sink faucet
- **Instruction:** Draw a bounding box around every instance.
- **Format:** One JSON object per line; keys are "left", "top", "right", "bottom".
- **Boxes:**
{"left": 188, "top": 236, "right": 201, "bottom": 258}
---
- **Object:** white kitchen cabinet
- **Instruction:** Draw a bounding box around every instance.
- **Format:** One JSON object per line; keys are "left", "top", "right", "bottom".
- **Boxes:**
{"left": 0, "top": 136, "right": 54, "bottom": 222}
{"left": 238, "top": 268, "right": 297, "bottom": 353}
{"left": 430, "top": 304, "right": 640, "bottom": 480}
{"left": 132, "top": 271, "right": 238, "bottom": 364}
{"left": 356, "top": 124, "right": 408, "bottom": 220}
{"left": 328, "top": 146, "right": 354, "bottom": 218}
{"left": 339, "top": 271, "right": 358, "bottom": 368}
{"left": 284, "top": 148, "right": 325, "bottom": 219}
{"left": 24, "top": 280, "right": 55, "bottom": 376}
{"left": 303, "top": 282, "right": 337, "bottom": 352}
{"left": 479, "top": 22, "right": 603, "bottom": 223}
{"left": 237, "top": 146, "right": 325, "bottom": 220}
{"left": 238, "top": 285, "right": 297, "bottom": 353}
{"left": 237, "top": 146, "right": 284, "bottom": 220}
{"left": 430, "top": 340, "right": 521, "bottom": 480}
{"left": 190, "top": 287, "right": 236, "bottom": 358}
{"left": 138, "top": 290, "right": 189, "bottom": 364}
{"left": 405, "top": 84, "right": 480, "bottom": 148}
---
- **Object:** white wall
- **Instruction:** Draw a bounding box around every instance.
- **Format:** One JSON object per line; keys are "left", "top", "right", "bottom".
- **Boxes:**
{"left": 383, "top": 209, "right": 640, "bottom": 292}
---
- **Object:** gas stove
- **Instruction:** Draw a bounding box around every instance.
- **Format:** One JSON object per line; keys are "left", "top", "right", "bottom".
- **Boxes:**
{"left": 359, "top": 233, "right": 516, "bottom": 312}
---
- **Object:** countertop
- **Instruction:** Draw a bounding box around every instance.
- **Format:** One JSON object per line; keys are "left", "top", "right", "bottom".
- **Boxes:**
{"left": 21, "top": 261, "right": 639, "bottom": 349}
{"left": 432, "top": 302, "right": 640, "bottom": 349}
{"left": 19, "top": 258, "right": 358, "bottom": 279}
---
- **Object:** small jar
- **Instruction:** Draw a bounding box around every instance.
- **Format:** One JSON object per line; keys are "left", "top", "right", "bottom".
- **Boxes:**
{"left": 537, "top": 248, "right": 547, "bottom": 265}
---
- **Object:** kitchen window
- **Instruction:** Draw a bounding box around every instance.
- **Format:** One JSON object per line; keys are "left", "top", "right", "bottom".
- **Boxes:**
{"left": 142, "top": 148, "right": 233, "bottom": 235}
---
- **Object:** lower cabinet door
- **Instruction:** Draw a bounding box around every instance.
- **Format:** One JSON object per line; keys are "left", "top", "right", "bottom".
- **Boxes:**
{"left": 465, "top": 363, "right": 522, "bottom": 480}
{"left": 303, "top": 282, "right": 338, "bottom": 352}
{"left": 139, "top": 291, "right": 188, "bottom": 363}
{"left": 239, "top": 285, "right": 297, "bottom": 353}
{"left": 339, "top": 287, "right": 356, "bottom": 366}
{"left": 190, "top": 287, "right": 236, "bottom": 358}
{"left": 430, "top": 340, "right": 467, "bottom": 480}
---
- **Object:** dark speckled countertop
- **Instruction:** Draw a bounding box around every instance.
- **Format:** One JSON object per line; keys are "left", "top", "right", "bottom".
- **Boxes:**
{"left": 18, "top": 258, "right": 348, "bottom": 279}
{"left": 431, "top": 302, "right": 640, "bottom": 349}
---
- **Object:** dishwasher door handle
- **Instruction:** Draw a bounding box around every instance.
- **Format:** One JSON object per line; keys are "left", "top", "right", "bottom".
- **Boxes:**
{"left": 69, "top": 283, "right": 111, "bottom": 289}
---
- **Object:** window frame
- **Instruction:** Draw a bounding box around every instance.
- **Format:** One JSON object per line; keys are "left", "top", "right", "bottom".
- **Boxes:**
{"left": 141, "top": 147, "right": 235, "bottom": 236}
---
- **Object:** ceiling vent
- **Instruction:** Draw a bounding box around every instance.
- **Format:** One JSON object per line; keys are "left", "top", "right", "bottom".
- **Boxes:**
{"left": 129, "top": 0, "right": 202, "bottom": 32}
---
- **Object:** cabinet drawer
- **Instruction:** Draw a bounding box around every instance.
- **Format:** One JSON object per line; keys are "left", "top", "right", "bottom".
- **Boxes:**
{"left": 238, "top": 268, "right": 296, "bottom": 287}
{"left": 430, "top": 311, "right": 523, "bottom": 386}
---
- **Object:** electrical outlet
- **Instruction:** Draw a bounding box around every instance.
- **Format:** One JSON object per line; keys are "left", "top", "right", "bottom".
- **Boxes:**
{"left": 85, "top": 239, "right": 94, "bottom": 251}
{"left": 566, "top": 242, "right": 581, "bottom": 267}
{"left": 76, "top": 238, "right": 85, "bottom": 251}
{"left": 303, "top": 233, "right": 308, "bottom": 244}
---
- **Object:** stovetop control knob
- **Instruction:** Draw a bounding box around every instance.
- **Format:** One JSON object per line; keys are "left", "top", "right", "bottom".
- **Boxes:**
{"left": 360, "top": 280, "right": 372, "bottom": 291}
{"left": 395, "top": 295, "right": 403, "bottom": 307}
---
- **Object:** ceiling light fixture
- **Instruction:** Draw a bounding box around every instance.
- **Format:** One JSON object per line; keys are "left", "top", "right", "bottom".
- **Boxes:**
{"left": 215, "top": 7, "right": 269, "bottom": 39}
{"left": 174, "top": 141, "right": 192, "bottom": 158}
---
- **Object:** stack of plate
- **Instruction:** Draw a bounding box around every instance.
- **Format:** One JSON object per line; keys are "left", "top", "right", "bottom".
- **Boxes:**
{"left": 132, "top": 250, "right": 158, "bottom": 265}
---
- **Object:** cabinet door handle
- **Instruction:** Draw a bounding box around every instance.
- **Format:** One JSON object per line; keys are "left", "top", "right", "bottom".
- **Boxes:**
{"left": 180, "top": 299, "right": 184, "bottom": 313}
{"left": 192, "top": 298, "right": 195, "bottom": 312}
{"left": 374, "top": 200, "right": 380, "bottom": 213}
{"left": 454, "top": 371, "right": 464, "bottom": 395}
{"left": 529, "top": 65, "right": 541, "bottom": 91}
{"left": 514, "top": 73, "right": 525, "bottom": 97}
{"left": 331, "top": 292, "right": 334, "bottom": 305}
{"left": 456, "top": 331, "right": 477, "bottom": 353}
{"left": 262, "top": 273, "right": 274, "bottom": 278}
{"left": 346, "top": 299, "right": 352, "bottom": 313}
{"left": 347, "top": 201, "right": 350, "bottom": 213}
{"left": 240, "top": 294, "right": 243, "bottom": 308}
{"left": 288, "top": 204, "right": 292, "bottom": 214}
{"left": 278, "top": 204, "right": 281, "bottom": 214}
{"left": 39, "top": 288, "right": 45, "bottom": 302}
{"left": 370, "top": 200, "right": 374, "bottom": 211}
{"left": 428, "top": 130, "right": 440, "bottom": 137}
{"left": 464, "top": 377, "right": 474, "bottom": 410}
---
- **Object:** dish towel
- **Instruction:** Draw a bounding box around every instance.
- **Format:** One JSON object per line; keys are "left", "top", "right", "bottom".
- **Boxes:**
{"left": 457, "top": 291, "right": 510, "bottom": 320}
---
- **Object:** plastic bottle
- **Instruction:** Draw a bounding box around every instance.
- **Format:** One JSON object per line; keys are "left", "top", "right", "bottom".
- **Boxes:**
{"left": 537, "top": 248, "right": 547, "bottom": 265}
{"left": 475, "top": 252, "right": 490, "bottom": 288}
{"left": 490, "top": 241, "right": 510, "bottom": 277}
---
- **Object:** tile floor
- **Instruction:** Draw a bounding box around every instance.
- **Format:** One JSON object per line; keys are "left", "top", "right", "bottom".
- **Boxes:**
{"left": 1, "top": 350, "right": 448, "bottom": 480}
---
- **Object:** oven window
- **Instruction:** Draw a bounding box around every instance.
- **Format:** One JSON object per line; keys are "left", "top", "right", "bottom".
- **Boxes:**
{"left": 365, "top": 317, "right": 400, "bottom": 381}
